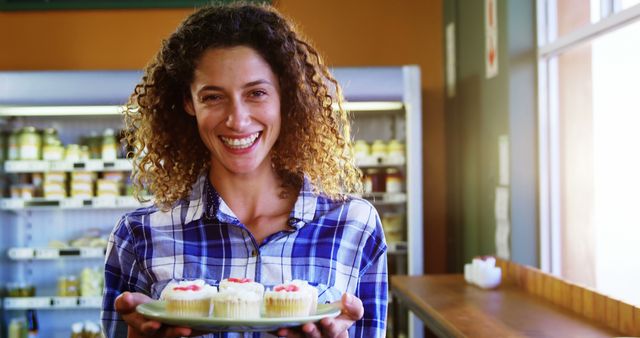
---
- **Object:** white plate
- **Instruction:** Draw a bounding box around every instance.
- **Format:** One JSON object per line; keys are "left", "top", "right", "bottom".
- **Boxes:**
{"left": 137, "top": 301, "right": 341, "bottom": 332}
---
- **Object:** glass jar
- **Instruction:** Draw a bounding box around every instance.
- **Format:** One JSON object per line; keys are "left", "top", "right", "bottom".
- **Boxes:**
{"left": 370, "top": 140, "right": 387, "bottom": 163}
{"left": 102, "top": 128, "right": 117, "bottom": 161}
{"left": 6, "top": 281, "right": 35, "bottom": 297}
{"left": 18, "top": 126, "right": 41, "bottom": 160}
{"left": 20, "top": 184, "right": 35, "bottom": 199}
{"left": 8, "top": 129, "right": 20, "bottom": 160}
{"left": 354, "top": 140, "right": 370, "bottom": 160}
{"left": 386, "top": 140, "right": 406, "bottom": 163}
{"left": 58, "top": 275, "right": 79, "bottom": 297}
{"left": 8, "top": 318, "right": 26, "bottom": 338}
{"left": 385, "top": 168, "right": 404, "bottom": 193}
{"left": 87, "top": 131, "right": 101, "bottom": 159}
{"left": 42, "top": 139, "right": 64, "bottom": 161}
{"left": 42, "top": 127, "right": 59, "bottom": 147}
{"left": 65, "top": 144, "right": 81, "bottom": 162}
{"left": 365, "top": 168, "right": 385, "bottom": 193}
{"left": 79, "top": 145, "right": 90, "bottom": 161}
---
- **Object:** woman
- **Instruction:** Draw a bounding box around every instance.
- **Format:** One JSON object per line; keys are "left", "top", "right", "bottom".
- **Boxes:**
{"left": 101, "top": 3, "right": 388, "bottom": 338}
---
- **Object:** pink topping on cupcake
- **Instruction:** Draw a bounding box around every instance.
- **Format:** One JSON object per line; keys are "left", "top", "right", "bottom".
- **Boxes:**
{"left": 274, "top": 284, "right": 299, "bottom": 292}
{"left": 228, "top": 278, "right": 252, "bottom": 283}
{"left": 173, "top": 284, "right": 201, "bottom": 292}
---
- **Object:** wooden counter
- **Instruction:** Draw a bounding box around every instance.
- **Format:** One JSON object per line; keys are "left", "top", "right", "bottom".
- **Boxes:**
{"left": 390, "top": 275, "right": 621, "bottom": 337}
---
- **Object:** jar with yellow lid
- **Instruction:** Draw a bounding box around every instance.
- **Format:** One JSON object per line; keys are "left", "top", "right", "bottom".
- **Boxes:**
{"left": 43, "top": 139, "right": 64, "bottom": 161}
{"left": 102, "top": 128, "right": 118, "bottom": 161}
{"left": 354, "top": 140, "right": 370, "bottom": 158}
{"left": 18, "top": 126, "right": 41, "bottom": 160}
{"left": 370, "top": 140, "right": 387, "bottom": 163}
{"left": 65, "top": 144, "right": 81, "bottom": 162}
{"left": 385, "top": 140, "right": 406, "bottom": 164}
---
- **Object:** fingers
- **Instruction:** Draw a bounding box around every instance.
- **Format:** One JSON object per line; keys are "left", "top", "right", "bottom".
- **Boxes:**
{"left": 163, "top": 326, "right": 194, "bottom": 337}
{"left": 340, "top": 293, "right": 364, "bottom": 321}
{"left": 116, "top": 292, "right": 193, "bottom": 338}
{"left": 301, "top": 323, "right": 322, "bottom": 338}
{"left": 277, "top": 327, "right": 301, "bottom": 337}
{"left": 115, "top": 291, "right": 153, "bottom": 314}
{"left": 313, "top": 293, "right": 363, "bottom": 337}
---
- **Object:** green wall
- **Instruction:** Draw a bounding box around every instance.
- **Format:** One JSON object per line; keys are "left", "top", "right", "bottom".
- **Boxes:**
{"left": 445, "top": 0, "right": 538, "bottom": 270}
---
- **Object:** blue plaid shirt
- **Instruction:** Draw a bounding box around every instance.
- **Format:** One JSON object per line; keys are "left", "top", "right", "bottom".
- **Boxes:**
{"left": 101, "top": 175, "right": 388, "bottom": 337}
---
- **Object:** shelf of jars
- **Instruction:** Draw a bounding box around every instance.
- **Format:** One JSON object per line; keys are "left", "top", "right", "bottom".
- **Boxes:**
{"left": 7, "top": 247, "right": 106, "bottom": 260}
{"left": 4, "top": 159, "right": 132, "bottom": 173}
{"left": 3, "top": 296, "right": 102, "bottom": 310}
{"left": 0, "top": 196, "right": 149, "bottom": 210}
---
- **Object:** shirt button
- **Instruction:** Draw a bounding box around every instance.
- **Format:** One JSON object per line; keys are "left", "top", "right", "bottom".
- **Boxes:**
{"left": 251, "top": 250, "right": 257, "bottom": 257}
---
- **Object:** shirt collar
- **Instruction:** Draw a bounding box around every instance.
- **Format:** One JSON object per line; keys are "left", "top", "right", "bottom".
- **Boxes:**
{"left": 196, "top": 175, "right": 318, "bottom": 229}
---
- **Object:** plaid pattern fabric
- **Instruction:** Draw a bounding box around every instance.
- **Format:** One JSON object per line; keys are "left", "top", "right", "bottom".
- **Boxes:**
{"left": 102, "top": 175, "right": 388, "bottom": 338}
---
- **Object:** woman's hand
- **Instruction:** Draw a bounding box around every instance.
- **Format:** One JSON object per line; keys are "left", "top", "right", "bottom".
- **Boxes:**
{"left": 114, "top": 291, "right": 195, "bottom": 338}
{"left": 276, "top": 293, "right": 364, "bottom": 338}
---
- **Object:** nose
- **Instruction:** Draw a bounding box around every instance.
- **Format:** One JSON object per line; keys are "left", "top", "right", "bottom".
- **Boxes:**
{"left": 225, "top": 99, "right": 251, "bottom": 131}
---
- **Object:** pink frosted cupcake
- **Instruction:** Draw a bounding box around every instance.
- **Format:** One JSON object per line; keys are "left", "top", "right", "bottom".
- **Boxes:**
{"left": 264, "top": 280, "right": 318, "bottom": 317}
{"left": 212, "top": 287, "right": 262, "bottom": 318}
{"left": 212, "top": 278, "right": 264, "bottom": 318}
{"left": 159, "top": 279, "right": 217, "bottom": 317}
{"left": 218, "top": 277, "right": 265, "bottom": 297}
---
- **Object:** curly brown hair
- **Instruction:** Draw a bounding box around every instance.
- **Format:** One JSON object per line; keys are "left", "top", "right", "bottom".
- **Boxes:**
{"left": 124, "top": 3, "right": 362, "bottom": 209}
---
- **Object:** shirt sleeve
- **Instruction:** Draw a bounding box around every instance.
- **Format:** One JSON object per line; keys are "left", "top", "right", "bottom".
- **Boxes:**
{"left": 101, "top": 214, "right": 149, "bottom": 338}
{"left": 350, "top": 207, "right": 389, "bottom": 337}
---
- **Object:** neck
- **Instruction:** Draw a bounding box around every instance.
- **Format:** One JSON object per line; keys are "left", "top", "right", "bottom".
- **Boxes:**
{"left": 208, "top": 160, "right": 289, "bottom": 218}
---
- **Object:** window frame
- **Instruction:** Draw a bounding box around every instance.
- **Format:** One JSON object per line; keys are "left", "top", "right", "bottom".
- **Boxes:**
{"left": 536, "top": 0, "right": 640, "bottom": 274}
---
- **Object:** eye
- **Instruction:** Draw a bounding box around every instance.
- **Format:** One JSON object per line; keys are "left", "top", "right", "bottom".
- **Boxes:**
{"left": 199, "top": 94, "right": 223, "bottom": 103}
{"left": 249, "top": 90, "right": 267, "bottom": 99}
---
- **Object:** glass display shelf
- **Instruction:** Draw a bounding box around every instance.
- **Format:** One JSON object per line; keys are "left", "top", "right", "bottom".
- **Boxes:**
{"left": 3, "top": 296, "right": 102, "bottom": 310}
{"left": 0, "top": 196, "right": 148, "bottom": 210}
{"left": 7, "top": 247, "right": 105, "bottom": 260}
{"left": 3, "top": 159, "right": 132, "bottom": 173}
{"left": 355, "top": 157, "right": 406, "bottom": 167}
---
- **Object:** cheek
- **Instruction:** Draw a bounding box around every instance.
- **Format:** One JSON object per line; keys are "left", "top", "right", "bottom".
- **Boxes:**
{"left": 271, "top": 116, "right": 282, "bottom": 141}
{"left": 196, "top": 112, "right": 223, "bottom": 131}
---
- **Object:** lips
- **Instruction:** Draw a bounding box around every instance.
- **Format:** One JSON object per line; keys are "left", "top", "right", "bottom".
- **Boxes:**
{"left": 219, "top": 132, "right": 261, "bottom": 149}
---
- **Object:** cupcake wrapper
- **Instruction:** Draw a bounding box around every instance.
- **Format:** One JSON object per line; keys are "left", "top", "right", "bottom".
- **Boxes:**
{"left": 264, "top": 297, "right": 313, "bottom": 317}
{"left": 165, "top": 299, "right": 212, "bottom": 317}
{"left": 213, "top": 299, "right": 262, "bottom": 318}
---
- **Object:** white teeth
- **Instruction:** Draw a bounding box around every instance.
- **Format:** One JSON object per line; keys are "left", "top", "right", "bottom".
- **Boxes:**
{"left": 220, "top": 132, "right": 260, "bottom": 149}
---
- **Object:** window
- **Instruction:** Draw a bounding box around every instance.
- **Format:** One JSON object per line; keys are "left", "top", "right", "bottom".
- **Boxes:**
{"left": 538, "top": 0, "right": 640, "bottom": 306}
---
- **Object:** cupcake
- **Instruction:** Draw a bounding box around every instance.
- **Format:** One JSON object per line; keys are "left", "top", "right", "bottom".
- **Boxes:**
{"left": 219, "top": 277, "right": 265, "bottom": 297}
{"left": 264, "top": 280, "right": 318, "bottom": 317}
{"left": 159, "top": 279, "right": 217, "bottom": 317}
{"left": 212, "top": 287, "right": 262, "bottom": 318}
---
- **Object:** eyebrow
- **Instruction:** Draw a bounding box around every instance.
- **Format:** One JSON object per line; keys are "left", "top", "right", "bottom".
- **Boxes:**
{"left": 197, "top": 79, "right": 274, "bottom": 94}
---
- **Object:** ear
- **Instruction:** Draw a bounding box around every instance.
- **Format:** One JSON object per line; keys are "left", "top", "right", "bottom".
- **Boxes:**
{"left": 184, "top": 94, "right": 196, "bottom": 117}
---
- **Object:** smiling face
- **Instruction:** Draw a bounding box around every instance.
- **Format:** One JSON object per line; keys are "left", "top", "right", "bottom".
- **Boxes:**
{"left": 184, "top": 46, "right": 281, "bottom": 177}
